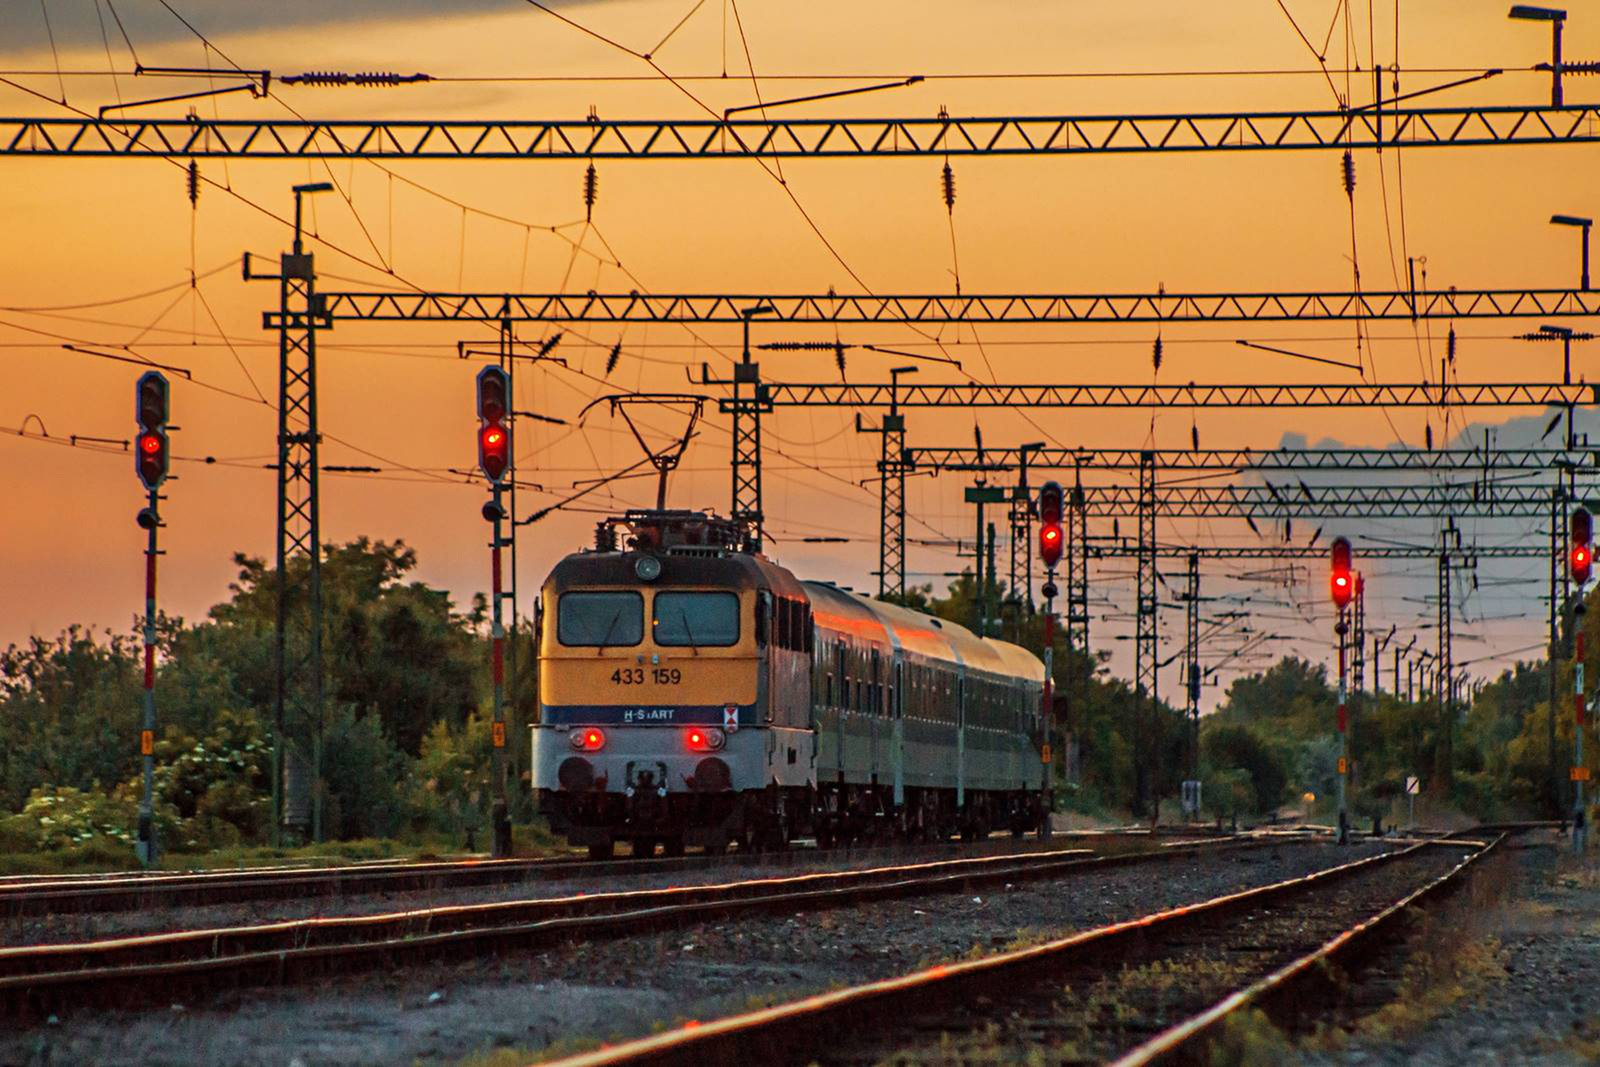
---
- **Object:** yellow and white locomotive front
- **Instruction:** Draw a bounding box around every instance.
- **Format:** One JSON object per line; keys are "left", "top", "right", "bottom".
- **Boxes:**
{"left": 533, "top": 512, "right": 794, "bottom": 858}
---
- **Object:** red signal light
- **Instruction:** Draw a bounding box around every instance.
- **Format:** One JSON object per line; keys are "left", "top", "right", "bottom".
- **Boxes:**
{"left": 135, "top": 431, "right": 168, "bottom": 490}
{"left": 476, "top": 366, "right": 512, "bottom": 485}
{"left": 1039, "top": 522, "right": 1064, "bottom": 568}
{"left": 1573, "top": 508, "right": 1594, "bottom": 586}
{"left": 134, "top": 372, "right": 170, "bottom": 491}
{"left": 1330, "top": 536, "right": 1353, "bottom": 609}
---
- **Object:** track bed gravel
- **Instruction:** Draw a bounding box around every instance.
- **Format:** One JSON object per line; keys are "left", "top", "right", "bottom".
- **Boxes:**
{"left": 1, "top": 839, "right": 1386, "bottom": 1067}
{"left": 1293, "top": 835, "right": 1600, "bottom": 1067}
{"left": 841, "top": 844, "right": 1472, "bottom": 1065}
{"left": 2, "top": 835, "right": 1137, "bottom": 948}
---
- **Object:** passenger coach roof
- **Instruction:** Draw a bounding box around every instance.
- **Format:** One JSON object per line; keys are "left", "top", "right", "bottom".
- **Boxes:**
{"left": 802, "top": 581, "right": 1044, "bottom": 683}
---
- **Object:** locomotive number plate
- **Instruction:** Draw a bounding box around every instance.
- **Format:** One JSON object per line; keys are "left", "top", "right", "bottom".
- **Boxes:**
{"left": 611, "top": 667, "right": 682, "bottom": 685}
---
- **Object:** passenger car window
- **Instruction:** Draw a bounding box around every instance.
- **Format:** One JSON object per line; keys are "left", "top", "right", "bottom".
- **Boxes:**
{"left": 557, "top": 591, "right": 643, "bottom": 647}
{"left": 653, "top": 591, "right": 741, "bottom": 647}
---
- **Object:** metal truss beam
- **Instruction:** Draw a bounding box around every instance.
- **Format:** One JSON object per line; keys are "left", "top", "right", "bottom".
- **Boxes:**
{"left": 313, "top": 287, "right": 1600, "bottom": 324}
{"left": 1078, "top": 483, "right": 1554, "bottom": 518}
{"left": 8, "top": 104, "right": 1599, "bottom": 159}
{"left": 753, "top": 381, "right": 1597, "bottom": 409}
{"left": 904, "top": 446, "right": 1596, "bottom": 472}
{"left": 1081, "top": 539, "right": 1545, "bottom": 560}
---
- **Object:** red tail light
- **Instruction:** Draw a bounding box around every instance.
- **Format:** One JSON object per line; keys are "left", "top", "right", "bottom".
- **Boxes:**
{"left": 686, "top": 727, "right": 726, "bottom": 752}
{"left": 570, "top": 727, "right": 606, "bottom": 751}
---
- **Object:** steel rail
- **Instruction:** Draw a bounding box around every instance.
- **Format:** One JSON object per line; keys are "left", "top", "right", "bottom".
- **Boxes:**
{"left": 1108, "top": 833, "right": 1504, "bottom": 1066}
{"left": 541, "top": 839, "right": 1484, "bottom": 1067}
{"left": 5, "top": 104, "right": 1599, "bottom": 159}
{"left": 0, "top": 830, "right": 1208, "bottom": 918}
{"left": 0, "top": 840, "right": 1264, "bottom": 1018}
{"left": 310, "top": 287, "right": 1600, "bottom": 323}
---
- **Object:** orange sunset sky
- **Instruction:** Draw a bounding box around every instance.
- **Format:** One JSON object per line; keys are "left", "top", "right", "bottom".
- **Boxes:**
{"left": 2, "top": 1, "right": 1596, "bottom": 704}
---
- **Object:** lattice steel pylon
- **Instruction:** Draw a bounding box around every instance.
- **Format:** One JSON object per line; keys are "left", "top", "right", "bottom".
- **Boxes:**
{"left": 249, "top": 186, "right": 333, "bottom": 842}
{"left": 858, "top": 369, "right": 913, "bottom": 600}
{"left": 1135, "top": 451, "right": 1159, "bottom": 816}
{"left": 1065, "top": 475, "right": 1091, "bottom": 730}
{"left": 1435, "top": 542, "right": 1456, "bottom": 796}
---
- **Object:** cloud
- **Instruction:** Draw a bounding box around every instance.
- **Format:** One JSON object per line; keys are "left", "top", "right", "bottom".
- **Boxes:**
{"left": 1, "top": 1, "right": 536, "bottom": 59}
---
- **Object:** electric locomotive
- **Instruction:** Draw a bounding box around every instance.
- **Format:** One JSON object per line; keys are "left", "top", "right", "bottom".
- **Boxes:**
{"left": 532, "top": 509, "right": 1049, "bottom": 858}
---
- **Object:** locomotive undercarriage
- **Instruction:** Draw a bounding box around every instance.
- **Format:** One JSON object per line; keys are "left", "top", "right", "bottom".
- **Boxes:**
{"left": 540, "top": 780, "right": 1048, "bottom": 859}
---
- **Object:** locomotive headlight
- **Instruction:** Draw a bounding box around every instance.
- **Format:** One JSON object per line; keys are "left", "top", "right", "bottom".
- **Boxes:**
{"left": 634, "top": 555, "right": 662, "bottom": 582}
{"left": 570, "top": 727, "right": 606, "bottom": 751}
{"left": 685, "top": 727, "right": 725, "bottom": 752}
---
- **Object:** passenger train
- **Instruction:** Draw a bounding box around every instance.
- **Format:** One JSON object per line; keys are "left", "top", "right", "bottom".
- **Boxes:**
{"left": 532, "top": 509, "right": 1051, "bottom": 858}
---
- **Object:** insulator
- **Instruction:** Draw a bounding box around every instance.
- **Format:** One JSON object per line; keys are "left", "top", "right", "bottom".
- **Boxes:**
{"left": 583, "top": 163, "right": 598, "bottom": 221}
{"left": 186, "top": 160, "right": 199, "bottom": 207}
{"left": 1563, "top": 61, "right": 1600, "bottom": 75}
{"left": 1447, "top": 326, "right": 1457, "bottom": 364}
{"left": 538, "top": 333, "right": 562, "bottom": 357}
{"left": 941, "top": 162, "right": 956, "bottom": 213}
{"left": 605, "top": 341, "right": 621, "bottom": 376}
{"left": 281, "top": 71, "right": 431, "bottom": 86}
{"left": 1190, "top": 423, "right": 1199, "bottom": 450}
{"left": 1341, "top": 150, "right": 1356, "bottom": 198}
{"left": 1152, "top": 335, "right": 1163, "bottom": 373}
{"left": 834, "top": 342, "right": 846, "bottom": 379}
{"left": 1425, "top": 423, "right": 1434, "bottom": 450}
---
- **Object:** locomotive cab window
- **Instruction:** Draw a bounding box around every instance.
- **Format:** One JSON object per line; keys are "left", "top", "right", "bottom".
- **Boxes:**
{"left": 557, "top": 591, "right": 643, "bottom": 647}
{"left": 653, "top": 591, "right": 740, "bottom": 647}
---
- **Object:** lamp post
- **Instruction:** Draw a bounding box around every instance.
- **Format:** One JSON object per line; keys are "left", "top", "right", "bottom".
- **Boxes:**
{"left": 1552, "top": 214, "right": 1592, "bottom": 290}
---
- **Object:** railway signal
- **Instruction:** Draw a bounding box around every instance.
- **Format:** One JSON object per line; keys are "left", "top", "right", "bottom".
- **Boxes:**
{"left": 1328, "top": 535, "right": 1354, "bottom": 844}
{"left": 1572, "top": 506, "right": 1592, "bottom": 586}
{"left": 1573, "top": 506, "right": 1593, "bottom": 851}
{"left": 1330, "top": 535, "right": 1354, "bottom": 609}
{"left": 476, "top": 366, "right": 511, "bottom": 484}
{"left": 135, "top": 371, "right": 170, "bottom": 491}
{"left": 475, "top": 364, "right": 514, "bottom": 857}
{"left": 133, "top": 371, "right": 171, "bottom": 867}
{"left": 1038, "top": 481, "right": 1064, "bottom": 568}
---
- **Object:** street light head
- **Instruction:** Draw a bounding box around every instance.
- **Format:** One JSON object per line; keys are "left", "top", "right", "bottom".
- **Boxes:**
{"left": 1509, "top": 4, "right": 1566, "bottom": 19}
{"left": 890, "top": 365, "right": 919, "bottom": 376}
{"left": 1540, "top": 324, "right": 1575, "bottom": 337}
{"left": 1552, "top": 214, "right": 1593, "bottom": 227}
{"left": 740, "top": 302, "right": 776, "bottom": 319}
{"left": 293, "top": 181, "right": 335, "bottom": 194}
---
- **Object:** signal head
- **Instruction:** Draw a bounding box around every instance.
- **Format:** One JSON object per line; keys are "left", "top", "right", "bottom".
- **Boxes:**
{"left": 476, "top": 365, "right": 509, "bottom": 423}
{"left": 135, "top": 371, "right": 169, "bottom": 431}
{"left": 1574, "top": 507, "right": 1594, "bottom": 585}
{"left": 1330, "top": 536, "right": 1354, "bottom": 609}
{"left": 1039, "top": 521, "right": 1064, "bottom": 568}
{"left": 475, "top": 366, "right": 512, "bottom": 484}
{"left": 1038, "top": 480, "right": 1064, "bottom": 526}
{"left": 135, "top": 430, "right": 168, "bottom": 490}
{"left": 478, "top": 424, "right": 510, "bottom": 484}
{"left": 136, "top": 507, "right": 157, "bottom": 530}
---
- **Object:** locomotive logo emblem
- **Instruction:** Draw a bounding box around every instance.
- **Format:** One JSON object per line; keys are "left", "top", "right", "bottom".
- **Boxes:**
{"left": 723, "top": 705, "right": 739, "bottom": 732}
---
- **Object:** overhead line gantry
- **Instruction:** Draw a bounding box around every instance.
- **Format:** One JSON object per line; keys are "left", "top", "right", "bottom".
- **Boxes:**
{"left": 7, "top": 102, "right": 1600, "bottom": 158}
{"left": 310, "top": 287, "right": 1600, "bottom": 323}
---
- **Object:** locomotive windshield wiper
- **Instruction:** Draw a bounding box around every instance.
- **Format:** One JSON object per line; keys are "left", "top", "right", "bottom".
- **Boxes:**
{"left": 596, "top": 608, "right": 623, "bottom": 654}
{"left": 679, "top": 608, "right": 699, "bottom": 655}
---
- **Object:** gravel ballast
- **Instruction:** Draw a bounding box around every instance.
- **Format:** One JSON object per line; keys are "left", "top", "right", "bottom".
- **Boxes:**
{"left": 1, "top": 839, "right": 1391, "bottom": 1067}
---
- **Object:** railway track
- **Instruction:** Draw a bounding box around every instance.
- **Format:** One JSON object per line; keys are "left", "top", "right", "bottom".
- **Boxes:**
{"left": 0, "top": 826, "right": 1248, "bottom": 918}
{"left": 542, "top": 835, "right": 1498, "bottom": 1066}
{"left": 0, "top": 838, "right": 1269, "bottom": 1020}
